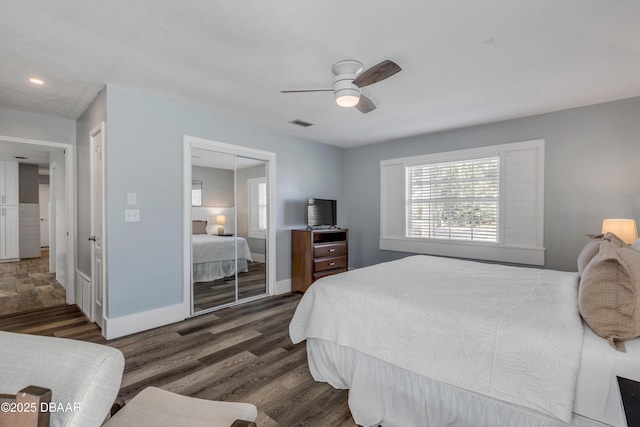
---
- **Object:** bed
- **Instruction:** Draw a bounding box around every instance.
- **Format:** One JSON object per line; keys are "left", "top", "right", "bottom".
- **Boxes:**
{"left": 289, "top": 254, "right": 640, "bottom": 427}
{"left": 192, "top": 234, "right": 253, "bottom": 282}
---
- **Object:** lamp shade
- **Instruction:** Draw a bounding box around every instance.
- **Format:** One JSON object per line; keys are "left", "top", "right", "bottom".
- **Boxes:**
{"left": 216, "top": 215, "right": 226, "bottom": 225}
{"left": 601, "top": 219, "right": 638, "bottom": 244}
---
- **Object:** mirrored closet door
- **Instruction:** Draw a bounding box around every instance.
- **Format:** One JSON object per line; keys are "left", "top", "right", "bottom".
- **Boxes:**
{"left": 188, "top": 143, "right": 272, "bottom": 315}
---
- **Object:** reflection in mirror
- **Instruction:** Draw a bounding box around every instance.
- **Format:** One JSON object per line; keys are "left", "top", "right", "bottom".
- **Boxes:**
{"left": 191, "top": 180, "right": 202, "bottom": 206}
{"left": 192, "top": 151, "right": 236, "bottom": 313}
{"left": 190, "top": 149, "right": 268, "bottom": 315}
{"left": 236, "top": 156, "right": 267, "bottom": 301}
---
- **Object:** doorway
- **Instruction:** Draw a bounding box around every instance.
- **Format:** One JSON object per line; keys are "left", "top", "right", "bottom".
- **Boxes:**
{"left": 0, "top": 136, "right": 75, "bottom": 315}
{"left": 183, "top": 136, "right": 276, "bottom": 317}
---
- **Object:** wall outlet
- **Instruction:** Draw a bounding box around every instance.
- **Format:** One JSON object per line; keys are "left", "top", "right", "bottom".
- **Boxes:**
{"left": 125, "top": 209, "right": 140, "bottom": 222}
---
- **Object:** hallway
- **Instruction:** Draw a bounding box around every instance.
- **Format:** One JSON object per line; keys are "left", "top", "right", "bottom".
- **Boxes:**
{"left": 0, "top": 249, "right": 66, "bottom": 316}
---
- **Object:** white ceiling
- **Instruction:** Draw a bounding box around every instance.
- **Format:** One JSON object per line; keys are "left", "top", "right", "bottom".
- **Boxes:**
{"left": 0, "top": 140, "right": 53, "bottom": 167}
{"left": 2, "top": 1, "right": 640, "bottom": 148}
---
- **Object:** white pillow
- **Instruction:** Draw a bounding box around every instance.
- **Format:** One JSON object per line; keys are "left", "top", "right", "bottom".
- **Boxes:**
{"left": 632, "top": 238, "right": 640, "bottom": 252}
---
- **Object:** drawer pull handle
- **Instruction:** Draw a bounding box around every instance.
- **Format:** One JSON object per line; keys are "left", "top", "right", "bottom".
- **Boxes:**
{"left": 328, "top": 248, "right": 336, "bottom": 252}
{"left": 329, "top": 262, "right": 336, "bottom": 266}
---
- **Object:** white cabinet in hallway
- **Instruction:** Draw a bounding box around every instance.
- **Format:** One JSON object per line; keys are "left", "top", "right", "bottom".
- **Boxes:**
{"left": 0, "top": 161, "right": 19, "bottom": 261}
{"left": 0, "top": 162, "right": 19, "bottom": 206}
{"left": 1, "top": 205, "right": 19, "bottom": 259}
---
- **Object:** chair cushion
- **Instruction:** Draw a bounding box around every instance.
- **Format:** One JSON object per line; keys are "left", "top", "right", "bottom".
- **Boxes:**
{"left": 104, "top": 386, "right": 257, "bottom": 427}
{"left": 0, "top": 331, "right": 124, "bottom": 427}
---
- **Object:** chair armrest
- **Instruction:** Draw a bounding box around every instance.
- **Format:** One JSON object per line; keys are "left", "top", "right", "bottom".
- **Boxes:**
{"left": 0, "top": 385, "right": 52, "bottom": 427}
{"left": 231, "top": 420, "right": 257, "bottom": 427}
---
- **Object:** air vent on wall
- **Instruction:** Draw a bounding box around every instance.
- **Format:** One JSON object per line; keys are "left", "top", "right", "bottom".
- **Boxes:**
{"left": 14, "top": 156, "right": 28, "bottom": 159}
{"left": 289, "top": 119, "right": 313, "bottom": 127}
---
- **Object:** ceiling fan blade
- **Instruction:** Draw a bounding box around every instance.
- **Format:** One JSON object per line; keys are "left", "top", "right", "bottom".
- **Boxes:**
{"left": 355, "top": 94, "right": 376, "bottom": 114}
{"left": 352, "top": 60, "right": 402, "bottom": 88}
{"left": 280, "top": 89, "right": 333, "bottom": 93}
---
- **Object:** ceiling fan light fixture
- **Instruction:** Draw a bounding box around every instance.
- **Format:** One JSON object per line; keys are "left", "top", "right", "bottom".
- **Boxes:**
{"left": 335, "top": 88, "right": 360, "bottom": 107}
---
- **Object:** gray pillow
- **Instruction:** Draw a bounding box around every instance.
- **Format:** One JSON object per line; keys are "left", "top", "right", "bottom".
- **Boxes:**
{"left": 192, "top": 220, "right": 207, "bottom": 235}
{"left": 578, "top": 240, "right": 640, "bottom": 351}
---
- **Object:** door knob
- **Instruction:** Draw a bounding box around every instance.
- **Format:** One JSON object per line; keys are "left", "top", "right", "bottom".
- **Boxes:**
{"left": 88, "top": 235, "right": 97, "bottom": 241}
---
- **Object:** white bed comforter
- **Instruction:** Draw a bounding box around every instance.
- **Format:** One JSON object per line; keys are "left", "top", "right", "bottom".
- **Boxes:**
{"left": 192, "top": 234, "right": 253, "bottom": 263}
{"left": 289, "top": 255, "right": 584, "bottom": 422}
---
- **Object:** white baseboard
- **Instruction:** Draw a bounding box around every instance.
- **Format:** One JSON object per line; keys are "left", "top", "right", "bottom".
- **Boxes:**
{"left": 252, "top": 253, "right": 266, "bottom": 263}
{"left": 274, "top": 279, "right": 291, "bottom": 295}
{"left": 103, "top": 303, "right": 187, "bottom": 340}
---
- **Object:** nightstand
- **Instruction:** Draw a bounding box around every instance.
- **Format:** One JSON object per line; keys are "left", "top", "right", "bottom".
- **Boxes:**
{"left": 618, "top": 376, "right": 640, "bottom": 427}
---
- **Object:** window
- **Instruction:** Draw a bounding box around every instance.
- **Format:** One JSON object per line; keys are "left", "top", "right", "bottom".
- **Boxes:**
{"left": 248, "top": 177, "right": 267, "bottom": 238}
{"left": 380, "top": 139, "right": 545, "bottom": 265}
{"left": 406, "top": 157, "right": 499, "bottom": 242}
{"left": 191, "top": 180, "right": 202, "bottom": 206}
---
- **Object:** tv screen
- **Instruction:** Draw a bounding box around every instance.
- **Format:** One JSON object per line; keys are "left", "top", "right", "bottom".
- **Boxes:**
{"left": 306, "top": 198, "right": 337, "bottom": 227}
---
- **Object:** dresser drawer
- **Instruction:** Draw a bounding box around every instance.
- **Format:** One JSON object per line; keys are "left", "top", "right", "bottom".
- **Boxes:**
{"left": 314, "top": 256, "right": 347, "bottom": 273}
{"left": 313, "top": 267, "right": 347, "bottom": 281}
{"left": 314, "top": 242, "right": 347, "bottom": 258}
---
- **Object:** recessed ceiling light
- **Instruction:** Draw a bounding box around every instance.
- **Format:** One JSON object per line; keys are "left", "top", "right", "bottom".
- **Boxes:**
{"left": 28, "top": 77, "right": 44, "bottom": 85}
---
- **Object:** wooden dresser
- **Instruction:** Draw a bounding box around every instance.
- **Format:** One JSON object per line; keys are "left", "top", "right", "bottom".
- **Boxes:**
{"left": 291, "top": 228, "right": 348, "bottom": 292}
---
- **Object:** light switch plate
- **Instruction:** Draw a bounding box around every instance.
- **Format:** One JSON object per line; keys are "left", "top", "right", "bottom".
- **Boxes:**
{"left": 125, "top": 209, "right": 140, "bottom": 222}
{"left": 127, "top": 192, "right": 137, "bottom": 205}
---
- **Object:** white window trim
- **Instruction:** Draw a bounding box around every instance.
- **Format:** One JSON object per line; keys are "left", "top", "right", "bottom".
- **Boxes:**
{"left": 380, "top": 139, "right": 545, "bottom": 265}
{"left": 248, "top": 177, "right": 267, "bottom": 239}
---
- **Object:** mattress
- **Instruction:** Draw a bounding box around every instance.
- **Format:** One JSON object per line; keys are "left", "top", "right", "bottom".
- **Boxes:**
{"left": 192, "top": 235, "right": 253, "bottom": 282}
{"left": 291, "top": 255, "right": 640, "bottom": 426}
{"left": 192, "top": 234, "right": 253, "bottom": 264}
{"left": 290, "top": 255, "right": 584, "bottom": 422}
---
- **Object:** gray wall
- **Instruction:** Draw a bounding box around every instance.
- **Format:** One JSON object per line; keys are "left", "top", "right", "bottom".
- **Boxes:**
{"left": 18, "top": 164, "right": 39, "bottom": 203}
{"left": 75, "top": 88, "right": 107, "bottom": 276}
{"left": 105, "top": 85, "right": 344, "bottom": 318}
{"left": 344, "top": 96, "right": 640, "bottom": 272}
{"left": 191, "top": 165, "right": 234, "bottom": 207}
{"left": 0, "top": 106, "right": 76, "bottom": 143}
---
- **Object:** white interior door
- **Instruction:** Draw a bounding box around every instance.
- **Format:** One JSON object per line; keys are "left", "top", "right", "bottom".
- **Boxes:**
{"left": 39, "top": 184, "right": 50, "bottom": 247}
{"left": 90, "top": 123, "right": 106, "bottom": 328}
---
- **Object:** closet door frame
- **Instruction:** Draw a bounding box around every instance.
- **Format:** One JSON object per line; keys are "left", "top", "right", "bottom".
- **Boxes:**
{"left": 182, "top": 136, "right": 276, "bottom": 317}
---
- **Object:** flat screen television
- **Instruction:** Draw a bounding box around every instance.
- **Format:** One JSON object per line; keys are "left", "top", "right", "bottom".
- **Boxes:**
{"left": 306, "top": 198, "right": 337, "bottom": 228}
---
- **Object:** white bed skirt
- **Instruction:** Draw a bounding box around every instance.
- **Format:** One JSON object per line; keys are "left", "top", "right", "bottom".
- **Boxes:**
{"left": 193, "top": 259, "right": 249, "bottom": 282}
{"left": 307, "top": 338, "right": 608, "bottom": 427}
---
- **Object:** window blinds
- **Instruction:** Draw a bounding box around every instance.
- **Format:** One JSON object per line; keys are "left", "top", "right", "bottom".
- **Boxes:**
{"left": 406, "top": 157, "right": 499, "bottom": 242}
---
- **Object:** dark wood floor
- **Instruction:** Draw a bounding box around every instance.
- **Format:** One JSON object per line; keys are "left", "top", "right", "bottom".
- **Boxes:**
{"left": 0, "top": 294, "right": 356, "bottom": 426}
{"left": 0, "top": 248, "right": 66, "bottom": 316}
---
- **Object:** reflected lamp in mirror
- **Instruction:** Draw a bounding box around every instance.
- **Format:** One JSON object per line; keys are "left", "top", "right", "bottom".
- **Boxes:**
{"left": 191, "top": 181, "right": 202, "bottom": 206}
{"left": 216, "top": 215, "right": 226, "bottom": 235}
{"left": 601, "top": 219, "right": 638, "bottom": 244}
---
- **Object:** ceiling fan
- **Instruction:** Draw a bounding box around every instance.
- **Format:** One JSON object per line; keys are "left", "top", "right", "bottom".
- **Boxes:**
{"left": 281, "top": 59, "right": 402, "bottom": 114}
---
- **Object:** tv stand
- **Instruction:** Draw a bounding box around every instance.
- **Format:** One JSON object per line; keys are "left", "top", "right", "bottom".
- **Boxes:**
{"left": 291, "top": 228, "right": 348, "bottom": 293}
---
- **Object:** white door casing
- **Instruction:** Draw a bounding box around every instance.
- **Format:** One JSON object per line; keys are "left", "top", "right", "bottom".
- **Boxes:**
{"left": 90, "top": 123, "right": 106, "bottom": 328}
